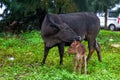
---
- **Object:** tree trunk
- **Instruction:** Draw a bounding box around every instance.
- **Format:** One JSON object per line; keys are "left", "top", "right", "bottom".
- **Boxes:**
{"left": 104, "top": 6, "right": 108, "bottom": 30}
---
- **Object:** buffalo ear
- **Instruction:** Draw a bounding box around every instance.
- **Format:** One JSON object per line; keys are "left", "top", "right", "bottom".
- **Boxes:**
{"left": 50, "top": 24, "right": 57, "bottom": 28}
{"left": 78, "top": 36, "right": 81, "bottom": 41}
{"left": 50, "top": 24, "right": 60, "bottom": 32}
{"left": 47, "top": 14, "right": 62, "bottom": 29}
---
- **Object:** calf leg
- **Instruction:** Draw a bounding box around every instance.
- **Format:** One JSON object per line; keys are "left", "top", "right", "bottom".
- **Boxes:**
{"left": 42, "top": 45, "right": 50, "bottom": 65}
{"left": 95, "top": 40, "right": 102, "bottom": 62}
{"left": 78, "top": 57, "right": 82, "bottom": 74}
{"left": 84, "top": 55, "right": 87, "bottom": 74}
{"left": 58, "top": 43, "right": 65, "bottom": 65}
{"left": 74, "top": 57, "right": 77, "bottom": 73}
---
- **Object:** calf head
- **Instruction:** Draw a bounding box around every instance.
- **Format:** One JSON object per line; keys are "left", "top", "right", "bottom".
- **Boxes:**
{"left": 68, "top": 41, "right": 81, "bottom": 54}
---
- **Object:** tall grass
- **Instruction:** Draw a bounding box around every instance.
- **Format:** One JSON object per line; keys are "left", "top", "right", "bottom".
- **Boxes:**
{"left": 0, "top": 30, "right": 120, "bottom": 80}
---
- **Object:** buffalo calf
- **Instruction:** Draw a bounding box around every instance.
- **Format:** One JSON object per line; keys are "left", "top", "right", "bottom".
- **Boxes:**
{"left": 68, "top": 41, "right": 87, "bottom": 74}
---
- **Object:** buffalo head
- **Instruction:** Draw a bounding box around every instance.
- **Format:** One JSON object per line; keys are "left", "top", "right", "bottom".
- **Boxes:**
{"left": 41, "top": 14, "right": 80, "bottom": 47}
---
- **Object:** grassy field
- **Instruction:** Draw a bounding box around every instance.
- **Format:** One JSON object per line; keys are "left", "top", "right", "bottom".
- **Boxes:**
{"left": 0, "top": 30, "right": 120, "bottom": 80}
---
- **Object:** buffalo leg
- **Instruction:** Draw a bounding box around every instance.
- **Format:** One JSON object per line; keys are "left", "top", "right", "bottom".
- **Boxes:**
{"left": 87, "top": 48, "right": 94, "bottom": 62}
{"left": 58, "top": 43, "right": 65, "bottom": 65}
{"left": 87, "top": 38, "right": 95, "bottom": 62}
{"left": 42, "top": 45, "right": 50, "bottom": 65}
{"left": 95, "top": 40, "right": 102, "bottom": 62}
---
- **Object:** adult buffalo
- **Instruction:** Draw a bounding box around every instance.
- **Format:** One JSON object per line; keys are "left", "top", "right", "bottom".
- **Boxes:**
{"left": 41, "top": 12, "right": 101, "bottom": 65}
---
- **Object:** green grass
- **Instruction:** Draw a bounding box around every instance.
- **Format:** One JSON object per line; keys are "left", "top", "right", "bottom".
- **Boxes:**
{"left": 0, "top": 30, "right": 120, "bottom": 80}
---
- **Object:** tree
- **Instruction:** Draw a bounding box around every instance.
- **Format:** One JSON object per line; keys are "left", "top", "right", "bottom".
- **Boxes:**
{"left": 48, "top": 0, "right": 77, "bottom": 14}
{"left": 0, "top": 0, "right": 78, "bottom": 33}
{"left": 74, "top": 0, "right": 88, "bottom": 12}
{"left": 90, "top": 0, "right": 120, "bottom": 29}
{"left": 1, "top": 0, "right": 119, "bottom": 31}
{"left": 0, "top": 0, "right": 78, "bottom": 20}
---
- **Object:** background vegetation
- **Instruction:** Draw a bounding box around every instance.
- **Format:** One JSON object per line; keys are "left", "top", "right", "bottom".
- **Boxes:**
{"left": 0, "top": 0, "right": 119, "bottom": 15}
{"left": 0, "top": 0, "right": 120, "bottom": 31}
{"left": 0, "top": 0, "right": 120, "bottom": 80}
{"left": 0, "top": 30, "right": 120, "bottom": 80}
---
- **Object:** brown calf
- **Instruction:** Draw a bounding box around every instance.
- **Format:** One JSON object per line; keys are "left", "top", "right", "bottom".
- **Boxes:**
{"left": 68, "top": 41, "right": 87, "bottom": 74}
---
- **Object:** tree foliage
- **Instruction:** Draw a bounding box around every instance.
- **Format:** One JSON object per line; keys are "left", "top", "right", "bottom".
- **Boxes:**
{"left": 0, "top": 0, "right": 120, "bottom": 32}
{"left": 74, "top": 0, "right": 88, "bottom": 11}
{"left": 51, "top": 0, "right": 77, "bottom": 13}
{"left": 88, "top": 0, "right": 120, "bottom": 29}
{"left": 0, "top": 0, "right": 119, "bottom": 20}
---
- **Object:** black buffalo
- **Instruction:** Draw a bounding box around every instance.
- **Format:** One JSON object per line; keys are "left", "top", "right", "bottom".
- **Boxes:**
{"left": 41, "top": 12, "right": 101, "bottom": 65}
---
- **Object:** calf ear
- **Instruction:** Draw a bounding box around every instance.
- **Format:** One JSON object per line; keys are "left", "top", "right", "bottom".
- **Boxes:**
{"left": 76, "top": 42, "right": 80, "bottom": 48}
